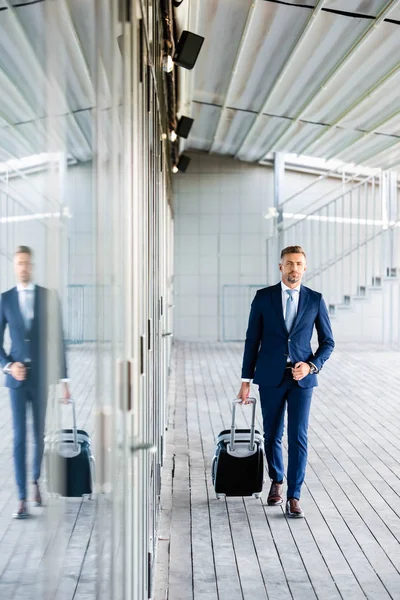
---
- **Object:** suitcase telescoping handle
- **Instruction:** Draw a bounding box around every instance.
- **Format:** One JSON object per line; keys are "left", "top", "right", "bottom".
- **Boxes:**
{"left": 230, "top": 397, "right": 257, "bottom": 453}
{"left": 61, "top": 398, "right": 79, "bottom": 453}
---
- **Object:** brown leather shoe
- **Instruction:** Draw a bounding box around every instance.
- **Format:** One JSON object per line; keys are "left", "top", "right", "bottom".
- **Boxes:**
{"left": 33, "top": 483, "right": 42, "bottom": 507}
{"left": 286, "top": 498, "right": 304, "bottom": 518}
{"left": 13, "top": 500, "right": 29, "bottom": 519}
{"left": 267, "top": 482, "right": 283, "bottom": 506}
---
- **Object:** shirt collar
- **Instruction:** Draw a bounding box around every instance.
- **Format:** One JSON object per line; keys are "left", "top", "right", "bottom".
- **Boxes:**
{"left": 281, "top": 281, "right": 301, "bottom": 293}
{"left": 17, "top": 282, "right": 35, "bottom": 292}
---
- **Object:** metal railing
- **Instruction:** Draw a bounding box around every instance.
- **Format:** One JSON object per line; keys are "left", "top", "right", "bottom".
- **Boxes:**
{"left": 224, "top": 172, "right": 399, "bottom": 344}
{"left": 66, "top": 284, "right": 119, "bottom": 344}
{"left": 266, "top": 172, "right": 399, "bottom": 306}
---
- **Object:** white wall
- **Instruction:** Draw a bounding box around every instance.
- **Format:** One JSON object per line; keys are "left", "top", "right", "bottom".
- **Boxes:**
{"left": 173, "top": 154, "right": 275, "bottom": 341}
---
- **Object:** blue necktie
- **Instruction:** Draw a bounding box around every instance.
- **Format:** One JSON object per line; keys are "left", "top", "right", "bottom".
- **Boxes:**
{"left": 285, "top": 289, "right": 296, "bottom": 333}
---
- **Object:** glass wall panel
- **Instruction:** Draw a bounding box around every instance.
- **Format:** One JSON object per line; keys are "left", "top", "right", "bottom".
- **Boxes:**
{"left": 0, "top": 1, "right": 173, "bottom": 599}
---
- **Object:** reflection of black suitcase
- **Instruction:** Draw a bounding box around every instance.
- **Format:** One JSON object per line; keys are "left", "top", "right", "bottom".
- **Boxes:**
{"left": 212, "top": 398, "right": 265, "bottom": 499}
{"left": 45, "top": 401, "right": 95, "bottom": 497}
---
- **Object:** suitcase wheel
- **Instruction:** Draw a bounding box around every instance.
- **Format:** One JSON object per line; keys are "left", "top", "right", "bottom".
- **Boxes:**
{"left": 216, "top": 493, "right": 225, "bottom": 500}
{"left": 253, "top": 493, "right": 261, "bottom": 499}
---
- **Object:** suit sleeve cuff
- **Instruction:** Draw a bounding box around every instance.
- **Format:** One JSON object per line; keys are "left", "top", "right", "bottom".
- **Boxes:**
{"left": 3, "top": 362, "right": 12, "bottom": 374}
{"left": 309, "top": 361, "right": 319, "bottom": 373}
{"left": 241, "top": 378, "right": 252, "bottom": 382}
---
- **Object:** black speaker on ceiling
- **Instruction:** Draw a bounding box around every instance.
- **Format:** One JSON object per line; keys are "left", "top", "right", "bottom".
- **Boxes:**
{"left": 176, "top": 116, "right": 194, "bottom": 139}
{"left": 177, "top": 155, "right": 191, "bottom": 173}
{"left": 174, "top": 31, "right": 204, "bottom": 70}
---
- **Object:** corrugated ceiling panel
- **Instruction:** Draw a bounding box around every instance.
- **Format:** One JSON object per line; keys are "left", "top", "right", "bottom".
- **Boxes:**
{"left": 16, "top": 3, "right": 94, "bottom": 112}
{"left": 0, "top": 125, "right": 36, "bottom": 158}
{"left": 365, "top": 142, "right": 400, "bottom": 168}
{"left": 376, "top": 113, "right": 400, "bottom": 137}
{"left": 185, "top": 103, "right": 221, "bottom": 152}
{"left": 338, "top": 70, "right": 400, "bottom": 132}
{"left": 302, "top": 22, "right": 400, "bottom": 124}
{"left": 386, "top": 4, "right": 400, "bottom": 19}
{"left": 0, "top": 69, "right": 37, "bottom": 123}
{"left": 224, "top": 3, "right": 311, "bottom": 112}
{"left": 0, "top": 11, "right": 68, "bottom": 116}
{"left": 273, "top": 121, "right": 324, "bottom": 155}
{"left": 191, "top": 0, "right": 253, "bottom": 106}
{"left": 236, "top": 115, "right": 291, "bottom": 162}
{"left": 338, "top": 133, "right": 397, "bottom": 163}
{"left": 210, "top": 109, "right": 255, "bottom": 156}
{"left": 263, "top": 11, "right": 371, "bottom": 118}
{"left": 306, "top": 127, "right": 364, "bottom": 158}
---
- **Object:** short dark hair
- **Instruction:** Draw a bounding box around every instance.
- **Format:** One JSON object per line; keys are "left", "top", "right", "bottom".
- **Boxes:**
{"left": 15, "top": 245, "right": 33, "bottom": 257}
{"left": 280, "top": 245, "right": 306, "bottom": 260}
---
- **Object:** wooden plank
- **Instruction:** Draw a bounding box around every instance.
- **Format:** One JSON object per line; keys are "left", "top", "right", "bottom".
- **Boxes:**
{"left": 155, "top": 341, "right": 400, "bottom": 600}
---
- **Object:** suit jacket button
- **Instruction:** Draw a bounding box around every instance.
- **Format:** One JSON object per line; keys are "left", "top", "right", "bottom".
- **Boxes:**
{"left": 288, "top": 339, "right": 291, "bottom": 342}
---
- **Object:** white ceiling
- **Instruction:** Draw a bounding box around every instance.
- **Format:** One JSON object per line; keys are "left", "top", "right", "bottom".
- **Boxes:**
{"left": 177, "top": 0, "right": 400, "bottom": 170}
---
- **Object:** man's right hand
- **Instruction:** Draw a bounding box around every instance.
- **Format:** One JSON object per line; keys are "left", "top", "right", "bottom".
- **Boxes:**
{"left": 238, "top": 382, "right": 251, "bottom": 404}
{"left": 10, "top": 362, "right": 27, "bottom": 381}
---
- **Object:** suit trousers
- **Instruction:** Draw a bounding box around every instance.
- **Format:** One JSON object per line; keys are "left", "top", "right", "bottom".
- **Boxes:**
{"left": 9, "top": 380, "right": 47, "bottom": 500}
{"left": 259, "top": 370, "right": 313, "bottom": 500}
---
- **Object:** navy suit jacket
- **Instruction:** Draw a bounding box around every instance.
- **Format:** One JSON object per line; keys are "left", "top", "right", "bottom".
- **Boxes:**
{"left": 241, "top": 283, "right": 334, "bottom": 388}
{"left": 0, "top": 285, "right": 67, "bottom": 391}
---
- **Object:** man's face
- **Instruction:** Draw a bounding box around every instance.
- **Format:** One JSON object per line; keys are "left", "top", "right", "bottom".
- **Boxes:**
{"left": 279, "top": 253, "right": 306, "bottom": 286}
{"left": 14, "top": 253, "right": 33, "bottom": 284}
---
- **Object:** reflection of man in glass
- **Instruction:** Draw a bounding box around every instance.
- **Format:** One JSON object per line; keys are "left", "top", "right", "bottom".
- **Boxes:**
{"left": 0, "top": 246, "right": 70, "bottom": 518}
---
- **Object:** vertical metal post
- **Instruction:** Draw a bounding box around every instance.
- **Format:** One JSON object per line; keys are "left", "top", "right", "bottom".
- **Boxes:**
{"left": 341, "top": 191, "right": 345, "bottom": 303}
{"left": 334, "top": 199, "right": 338, "bottom": 304}
{"left": 274, "top": 152, "right": 285, "bottom": 264}
{"left": 357, "top": 183, "right": 361, "bottom": 294}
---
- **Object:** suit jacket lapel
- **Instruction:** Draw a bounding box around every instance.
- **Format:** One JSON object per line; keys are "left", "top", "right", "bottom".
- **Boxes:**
{"left": 291, "top": 286, "right": 309, "bottom": 333}
{"left": 12, "top": 287, "right": 26, "bottom": 333}
{"left": 32, "top": 285, "right": 39, "bottom": 327}
{"left": 270, "top": 283, "right": 287, "bottom": 333}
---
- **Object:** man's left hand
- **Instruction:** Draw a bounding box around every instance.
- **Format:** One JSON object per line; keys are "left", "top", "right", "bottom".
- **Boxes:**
{"left": 292, "top": 362, "right": 311, "bottom": 381}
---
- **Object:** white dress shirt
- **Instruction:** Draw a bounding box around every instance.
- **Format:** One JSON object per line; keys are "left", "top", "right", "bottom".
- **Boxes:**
{"left": 241, "top": 282, "right": 302, "bottom": 382}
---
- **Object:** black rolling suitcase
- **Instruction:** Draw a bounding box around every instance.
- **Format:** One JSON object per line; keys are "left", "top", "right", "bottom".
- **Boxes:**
{"left": 212, "top": 398, "right": 265, "bottom": 499}
{"left": 45, "top": 400, "right": 95, "bottom": 497}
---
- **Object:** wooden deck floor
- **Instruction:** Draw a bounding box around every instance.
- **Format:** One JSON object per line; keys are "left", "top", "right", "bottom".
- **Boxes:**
{"left": 155, "top": 341, "right": 400, "bottom": 600}
{"left": 0, "top": 345, "right": 98, "bottom": 600}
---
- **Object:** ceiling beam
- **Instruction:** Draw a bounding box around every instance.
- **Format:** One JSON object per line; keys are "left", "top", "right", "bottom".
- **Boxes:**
{"left": 253, "top": 0, "right": 400, "bottom": 163}
{"left": 208, "top": 1, "right": 257, "bottom": 154}
{"left": 233, "top": 0, "right": 327, "bottom": 160}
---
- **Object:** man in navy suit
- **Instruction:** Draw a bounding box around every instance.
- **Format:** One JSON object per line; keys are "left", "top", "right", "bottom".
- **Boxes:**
{"left": 0, "top": 246, "right": 70, "bottom": 518}
{"left": 238, "top": 246, "right": 334, "bottom": 518}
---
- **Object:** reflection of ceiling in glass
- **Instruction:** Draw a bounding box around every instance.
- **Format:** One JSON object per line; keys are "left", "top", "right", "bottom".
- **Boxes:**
{"left": 0, "top": 0, "right": 120, "bottom": 164}
{"left": 177, "top": 0, "right": 400, "bottom": 170}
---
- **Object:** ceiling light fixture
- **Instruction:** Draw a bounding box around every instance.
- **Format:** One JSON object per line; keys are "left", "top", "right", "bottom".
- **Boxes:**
{"left": 162, "top": 54, "right": 174, "bottom": 73}
{"left": 176, "top": 116, "right": 194, "bottom": 139}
